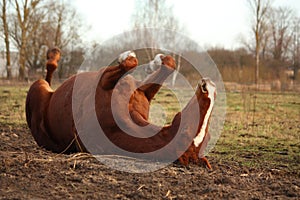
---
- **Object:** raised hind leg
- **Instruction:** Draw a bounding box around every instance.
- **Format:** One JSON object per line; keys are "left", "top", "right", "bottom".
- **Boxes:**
{"left": 139, "top": 54, "right": 176, "bottom": 101}
{"left": 126, "top": 54, "right": 176, "bottom": 125}
{"left": 100, "top": 51, "right": 138, "bottom": 90}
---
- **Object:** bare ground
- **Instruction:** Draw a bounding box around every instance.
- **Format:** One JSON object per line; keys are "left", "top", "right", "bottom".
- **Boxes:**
{"left": 0, "top": 125, "right": 299, "bottom": 200}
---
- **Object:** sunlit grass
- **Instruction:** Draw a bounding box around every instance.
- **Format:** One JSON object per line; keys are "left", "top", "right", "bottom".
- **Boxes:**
{"left": 214, "top": 91, "right": 299, "bottom": 172}
{"left": 150, "top": 89, "right": 299, "bottom": 171}
{"left": 148, "top": 88, "right": 181, "bottom": 125}
{"left": 0, "top": 86, "right": 28, "bottom": 127}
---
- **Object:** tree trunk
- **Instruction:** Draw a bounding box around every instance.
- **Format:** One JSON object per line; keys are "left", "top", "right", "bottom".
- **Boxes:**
{"left": 294, "top": 62, "right": 299, "bottom": 81}
{"left": 172, "top": 54, "right": 181, "bottom": 86}
{"left": 19, "top": 43, "right": 26, "bottom": 80}
{"left": 255, "top": 47, "right": 259, "bottom": 85}
{"left": 1, "top": 0, "right": 11, "bottom": 79}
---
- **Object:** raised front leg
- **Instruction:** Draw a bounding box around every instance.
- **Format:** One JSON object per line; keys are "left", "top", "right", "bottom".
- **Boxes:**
{"left": 26, "top": 47, "right": 61, "bottom": 152}
{"left": 100, "top": 51, "right": 138, "bottom": 90}
{"left": 139, "top": 54, "right": 176, "bottom": 101}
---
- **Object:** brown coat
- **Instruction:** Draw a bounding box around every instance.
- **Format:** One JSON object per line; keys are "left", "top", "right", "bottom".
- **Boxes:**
{"left": 26, "top": 50, "right": 215, "bottom": 168}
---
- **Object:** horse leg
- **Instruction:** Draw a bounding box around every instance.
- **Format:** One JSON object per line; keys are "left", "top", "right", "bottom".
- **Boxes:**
{"left": 139, "top": 65, "right": 175, "bottom": 101}
{"left": 100, "top": 52, "right": 138, "bottom": 90}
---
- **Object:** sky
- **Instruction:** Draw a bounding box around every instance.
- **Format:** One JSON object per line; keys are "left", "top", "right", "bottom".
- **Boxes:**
{"left": 73, "top": 0, "right": 300, "bottom": 49}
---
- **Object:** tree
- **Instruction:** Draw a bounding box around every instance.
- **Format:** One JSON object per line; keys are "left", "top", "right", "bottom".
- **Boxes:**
{"left": 291, "top": 17, "right": 300, "bottom": 81}
{"left": 45, "top": 1, "right": 83, "bottom": 79}
{"left": 131, "top": 0, "right": 186, "bottom": 84}
{"left": 27, "top": 1, "right": 82, "bottom": 79}
{"left": 12, "top": 0, "right": 42, "bottom": 80}
{"left": 269, "top": 6, "right": 294, "bottom": 61}
{"left": 23, "top": 1, "right": 47, "bottom": 74}
{"left": 9, "top": 0, "right": 83, "bottom": 80}
{"left": 248, "top": 0, "right": 271, "bottom": 84}
{"left": 0, "top": 0, "right": 11, "bottom": 79}
{"left": 45, "top": 1, "right": 81, "bottom": 49}
{"left": 132, "top": 0, "right": 183, "bottom": 59}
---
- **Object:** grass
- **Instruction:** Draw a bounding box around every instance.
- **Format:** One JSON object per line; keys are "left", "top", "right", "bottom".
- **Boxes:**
{"left": 150, "top": 89, "right": 299, "bottom": 172}
{"left": 0, "top": 86, "right": 28, "bottom": 127}
{"left": 0, "top": 84, "right": 299, "bottom": 173}
{"left": 212, "top": 91, "right": 299, "bottom": 172}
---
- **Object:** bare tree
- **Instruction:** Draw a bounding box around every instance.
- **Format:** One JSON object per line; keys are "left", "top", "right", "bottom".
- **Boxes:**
{"left": 45, "top": 1, "right": 83, "bottom": 79}
{"left": 0, "top": 0, "right": 11, "bottom": 79}
{"left": 11, "top": 0, "right": 42, "bottom": 80}
{"left": 248, "top": 0, "right": 271, "bottom": 84}
{"left": 132, "top": 0, "right": 183, "bottom": 59}
{"left": 131, "top": 0, "right": 186, "bottom": 85}
{"left": 269, "top": 6, "right": 295, "bottom": 61}
{"left": 291, "top": 17, "right": 300, "bottom": 81}
{"left": 45, "top": 1, "right": 81, "bottom": 49}
{"left": 24, "top": 1, "right": 47, "bottom": 74}
{"left": 247, "top": 0, "right": 271, "bottom": 128}
{"left": 260, "top": 26, "right": 271, "bottom": 60}
{"left": 9, "top": 0, "right": 83, "bottom": 80}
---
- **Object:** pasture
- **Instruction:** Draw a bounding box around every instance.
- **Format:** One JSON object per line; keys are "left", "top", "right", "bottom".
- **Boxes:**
{"left": 0, "top": 84, "right": 299, "bottom": 199}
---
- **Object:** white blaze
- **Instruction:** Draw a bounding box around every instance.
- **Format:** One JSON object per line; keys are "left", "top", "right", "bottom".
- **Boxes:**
{"left": 118, "top": 51, "right": 136, "bottom": 63}
{"left": 193, "top": 80, "right": 216, "bottom": 147}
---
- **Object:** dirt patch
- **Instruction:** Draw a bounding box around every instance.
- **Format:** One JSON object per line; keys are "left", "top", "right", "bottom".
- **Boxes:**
{"left": 0, "top": 126, "right": 299, "bottom": 200}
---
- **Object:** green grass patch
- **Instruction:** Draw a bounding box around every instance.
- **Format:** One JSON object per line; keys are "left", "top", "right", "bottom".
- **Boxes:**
{"left": 213, "top": 91, "right": 299, "bottom": 172}
{"left": 0, "top": 86, "right": 28, "bottom": 127}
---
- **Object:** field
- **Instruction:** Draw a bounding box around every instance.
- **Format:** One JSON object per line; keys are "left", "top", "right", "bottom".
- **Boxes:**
{"left": 0, "top": 84, "right": 299, "bottom": 199}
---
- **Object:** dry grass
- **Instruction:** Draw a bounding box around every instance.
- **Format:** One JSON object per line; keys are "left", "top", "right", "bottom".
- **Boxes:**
{"left": 212, "top": 91, "right": 299, "bottom": 172}
{"left": 0, "top": 86, "right": 27, "bottom": 127}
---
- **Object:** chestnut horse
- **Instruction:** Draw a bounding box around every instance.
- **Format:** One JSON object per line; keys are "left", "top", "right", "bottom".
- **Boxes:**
{"left": 26, "top": 48, "right": 216, "bottom": 169}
